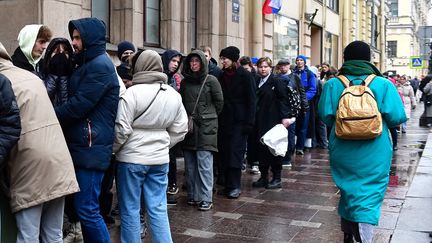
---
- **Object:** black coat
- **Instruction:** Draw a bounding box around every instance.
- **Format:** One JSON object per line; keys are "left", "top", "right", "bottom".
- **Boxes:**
{"left": 255, "top": 74, "right": 292, "bottom": 137}
{"left": 218, "top": 66, "right": 256, "bottom": 168}
{"left": 0, "top": 74, "right": 21, "bottom": 165}
{"left": 277, "top": 73, "right": 309, "bottom": 112}
{"left": 11, "top": 47, "right": 35, "bottom": 73}
{"left": 42, "top": 74, "right": 69, "bottom": 107}
{"left": 248, "top": 74, "right": 293, "bottom": 162}
{"left": 218, "top": 66, "right": 256, "bottom": 129}
{"left": 209, "top": 59, "right": 223, "bottom": 79}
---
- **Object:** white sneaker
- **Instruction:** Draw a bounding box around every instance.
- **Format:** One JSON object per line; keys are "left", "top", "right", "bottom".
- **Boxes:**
{"left": 249, "top": 165, "right": 261, "bottom": 175}
{"left": 63, "top": 222, "right": 83, "bottom": 243}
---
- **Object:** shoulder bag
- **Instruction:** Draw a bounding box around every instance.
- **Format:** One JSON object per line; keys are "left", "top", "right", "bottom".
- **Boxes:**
{"left": 188, "top": 75, "right": 208, "bottom": 134}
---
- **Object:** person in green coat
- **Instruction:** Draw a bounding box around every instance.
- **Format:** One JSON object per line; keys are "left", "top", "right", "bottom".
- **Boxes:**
{"left": 318, "top": 41, "right": 406, "bottom": 243}
{"left": 180, "top": 50, "right": 224, "bottom": 211}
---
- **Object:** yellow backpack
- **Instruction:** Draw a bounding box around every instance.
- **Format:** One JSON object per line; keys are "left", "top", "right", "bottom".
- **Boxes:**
{"left": 335, "top": 74, "right": 382, "bottom": 140}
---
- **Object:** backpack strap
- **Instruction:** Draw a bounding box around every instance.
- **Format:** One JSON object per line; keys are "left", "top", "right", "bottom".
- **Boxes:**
{"left": 363, "top": 74, "right": 377, "bottom": 87}
{"left": 337, "top": 75, "right": 350, "bottom": 88}
{"left": 337, "top": 74, "right": 377, "bottom": 88}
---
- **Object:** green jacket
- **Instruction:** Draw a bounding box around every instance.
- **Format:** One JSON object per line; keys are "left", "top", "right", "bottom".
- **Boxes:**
{"left": 180, "top": 50, "right": 224, "bottom": 152}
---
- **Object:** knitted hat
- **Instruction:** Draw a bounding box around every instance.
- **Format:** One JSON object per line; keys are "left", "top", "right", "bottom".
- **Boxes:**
{"left": 296, "top": 55, "right": 307, "bottom": 64}
{"left": 343, "top": 41, "right": 371, "bottom": 61}
{"left": 220, "top": 46, "right": 240, "bottom": 62}
{"left": 251, "top": 56, "right": 259, "bottom": 65}
{"left": 117, "top": 41, "right": 136, "bottom": 60}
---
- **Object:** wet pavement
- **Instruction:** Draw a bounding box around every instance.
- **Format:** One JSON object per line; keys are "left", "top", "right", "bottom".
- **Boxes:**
{"left": 108, "top": 106, "right": 430, "bottom": 243}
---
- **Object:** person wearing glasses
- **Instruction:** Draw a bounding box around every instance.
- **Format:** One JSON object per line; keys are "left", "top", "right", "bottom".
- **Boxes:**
{"left": 180, "top": 50, "right": 223, "bottom": 211}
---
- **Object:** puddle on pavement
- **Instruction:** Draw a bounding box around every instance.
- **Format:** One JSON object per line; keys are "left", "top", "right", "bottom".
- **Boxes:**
{"left": 389, "top": 141, "right": 426, "bottom": 187}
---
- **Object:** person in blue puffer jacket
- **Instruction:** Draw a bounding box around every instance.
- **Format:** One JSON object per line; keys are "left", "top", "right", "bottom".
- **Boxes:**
{"left": 54, "top": 17, "right": 119, "bottom": 243}
{"left": 293, "top": 55, "right": 316, "bottom": 155}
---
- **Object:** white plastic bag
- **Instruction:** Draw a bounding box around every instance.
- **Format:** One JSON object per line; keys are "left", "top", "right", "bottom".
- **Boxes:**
{"left": 260, "top": 124, "right": 288, "bottom": 157}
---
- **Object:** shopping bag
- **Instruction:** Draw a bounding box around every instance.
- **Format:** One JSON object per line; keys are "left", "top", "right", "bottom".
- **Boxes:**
{"left": 260, "top": 124, "right": 288, "bottom": 157}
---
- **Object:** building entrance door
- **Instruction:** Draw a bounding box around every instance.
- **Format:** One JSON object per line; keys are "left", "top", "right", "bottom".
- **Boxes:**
{"left": 310, "top": 25, "right": 322, "bottom": 67}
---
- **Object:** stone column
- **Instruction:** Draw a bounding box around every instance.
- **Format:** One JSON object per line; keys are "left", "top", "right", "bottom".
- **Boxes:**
{"left": 251, "top": 0, "right": 263, "bottom": 57}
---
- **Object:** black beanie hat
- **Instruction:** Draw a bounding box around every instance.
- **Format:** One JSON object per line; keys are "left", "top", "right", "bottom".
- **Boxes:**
{"left": 343, "top": 41, "right": 371, "bottom": 62}
{"left": 117, "top": 41, "right": 136, "bottom": 60}
{"left": 220, "top": 46, "right": 240, "bottom": 62}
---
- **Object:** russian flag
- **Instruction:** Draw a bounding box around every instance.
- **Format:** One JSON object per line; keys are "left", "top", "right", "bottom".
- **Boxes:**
{"left": 262, "top": 0, "right": 282, "bottom": 15}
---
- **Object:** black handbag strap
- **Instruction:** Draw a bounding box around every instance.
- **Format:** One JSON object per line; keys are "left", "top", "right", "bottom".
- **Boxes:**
{"left": 191, "top": 75, "right": 209, "bottom": 116}
{"left": 133, "top": 83, "right": 165, "bottom": 122}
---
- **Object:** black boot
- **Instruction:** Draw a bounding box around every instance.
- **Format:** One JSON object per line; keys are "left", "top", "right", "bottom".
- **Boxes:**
{"left": 266, "top": 178, "right": 282, "bottom": 189}
{"left": 252, "top": 176, "right": 268, "bottom": 188}
{"left": 344, "top": 233, "right": 354, "bottom": 243}
{"left": 266, "top": 169, "right": 282, "bottom": 189}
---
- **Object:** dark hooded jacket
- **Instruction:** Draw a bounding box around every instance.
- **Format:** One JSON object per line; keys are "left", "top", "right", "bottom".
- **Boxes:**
{"left": 11, "top": 48, "right": 35, "bottom": 73}
{"left": 55, "top": 18, "right": 120, "bottom": 171}
{"left": 180, "top": 50, "right": 224, "bottom": 152}
{"left": 40, "top": 38, "right": 74, "bottom": 106}
{"left": 276, "top": 72, "right": 309, "bottom": 112}
{"left": 208, "top": 57, "right": 222, "bottom": 79}
{"left": 0, "top": 74, "right": 21, "bottom": 166}
{"left": 161, "top": 49, "right": 182, "bottom": 90}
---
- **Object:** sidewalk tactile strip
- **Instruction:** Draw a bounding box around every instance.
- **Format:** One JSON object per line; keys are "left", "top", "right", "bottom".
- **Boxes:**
{"left": 282, "top": 178, "right": 297, "bottom": 183}
{"left": 308, "top": 205, "right": 336, "bottom": 211}
{"left": 214, "top": 211, "right": 242, "bottom": 220}
{"left": 183, "top": 228, "right": 216, "bottom": 238}
{"left": 290, "top": 220, "right": 322, "bottom": 228}
{"left": 238, "top": 197, "right": 265, "bottom": 204}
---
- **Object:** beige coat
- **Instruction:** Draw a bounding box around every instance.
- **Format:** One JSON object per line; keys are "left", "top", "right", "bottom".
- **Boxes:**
{"left": 0, "top": 42, "right": 79, "bottom": 213}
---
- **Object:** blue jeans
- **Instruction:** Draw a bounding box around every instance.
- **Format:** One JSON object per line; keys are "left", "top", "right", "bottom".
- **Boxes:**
{"left": 184, "top": 150, "right": 213, "bottom": 202}
{"left": 296, "top": 110, "right": 311, "bottom": 150}
{"left": 15, "top": 197, "right": 65, "bottom": 243}
{"left": 74, "top": 169, "right": 110, "bottom": 243}
{"left": 117, "top": 162, "right": 172, "bottom": 243}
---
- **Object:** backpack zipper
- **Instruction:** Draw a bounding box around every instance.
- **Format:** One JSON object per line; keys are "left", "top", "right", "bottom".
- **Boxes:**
{"left": 341, "top": 115, "right": 377, "bottom": 121}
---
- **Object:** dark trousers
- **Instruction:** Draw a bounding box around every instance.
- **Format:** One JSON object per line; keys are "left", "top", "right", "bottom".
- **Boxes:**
{"left": 341, "top": 218, "right": 362, "bottom": 242}
{"left": 390, "top": 127, "right": 398, "bottom": 148}
{"left": 65, "top": 194, "right": 79, "bottom": 223}
{"left": 314, "top": 119, "right": 328, "bottom": 148}
{"left": 296, "top": 110, "right": 311, "bottom": 150}
{"left": 258, "top": 144, "right": 282, "bottom": 180}
{"left": 168, "top": 145, "right": 178, "bottom": 186}
{"left": 224, "top": 167, "right": 242, "bottom": 190}
{"left": 283, "top": 122, "right": 296, "bottom": 162}
{"left": 219, "top": 126, "right": 248, "bottom": 188}
{"left": 99, "top": 159, "right": 116, "bottom": 218}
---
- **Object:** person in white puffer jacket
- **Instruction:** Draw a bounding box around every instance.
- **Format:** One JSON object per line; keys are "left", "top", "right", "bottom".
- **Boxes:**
{"left": 113, "top": 49, "right": 188, "bottom": 243}
{"left": 397, "top": 75, "right": 416, "bottom": 133}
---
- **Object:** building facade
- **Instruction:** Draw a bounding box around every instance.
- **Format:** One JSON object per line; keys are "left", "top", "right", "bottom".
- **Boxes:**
{"left": 0, "top": 0, "right": 387, "bottom": 69}
{"left": 386, "top": 0, "right": 430, "bottom": 77}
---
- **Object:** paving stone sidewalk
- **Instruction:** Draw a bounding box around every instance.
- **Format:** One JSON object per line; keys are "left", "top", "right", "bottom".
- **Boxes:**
{"left": 108, "top": 106, "right": 429, "bottom": 243}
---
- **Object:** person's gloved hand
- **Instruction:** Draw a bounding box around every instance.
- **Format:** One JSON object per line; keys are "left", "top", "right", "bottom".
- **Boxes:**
{"left": 412, "top": 105, "right": 416, "bottom": 110}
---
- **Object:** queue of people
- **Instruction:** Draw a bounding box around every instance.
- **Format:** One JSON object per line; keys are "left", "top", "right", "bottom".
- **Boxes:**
{"left": 0, "top": 17, "right": 414, "bottom": 243}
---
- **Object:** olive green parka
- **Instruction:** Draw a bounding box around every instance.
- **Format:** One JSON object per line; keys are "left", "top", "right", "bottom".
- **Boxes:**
{"left": 180, "top": 50, "right": 224, "bottom": 152}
